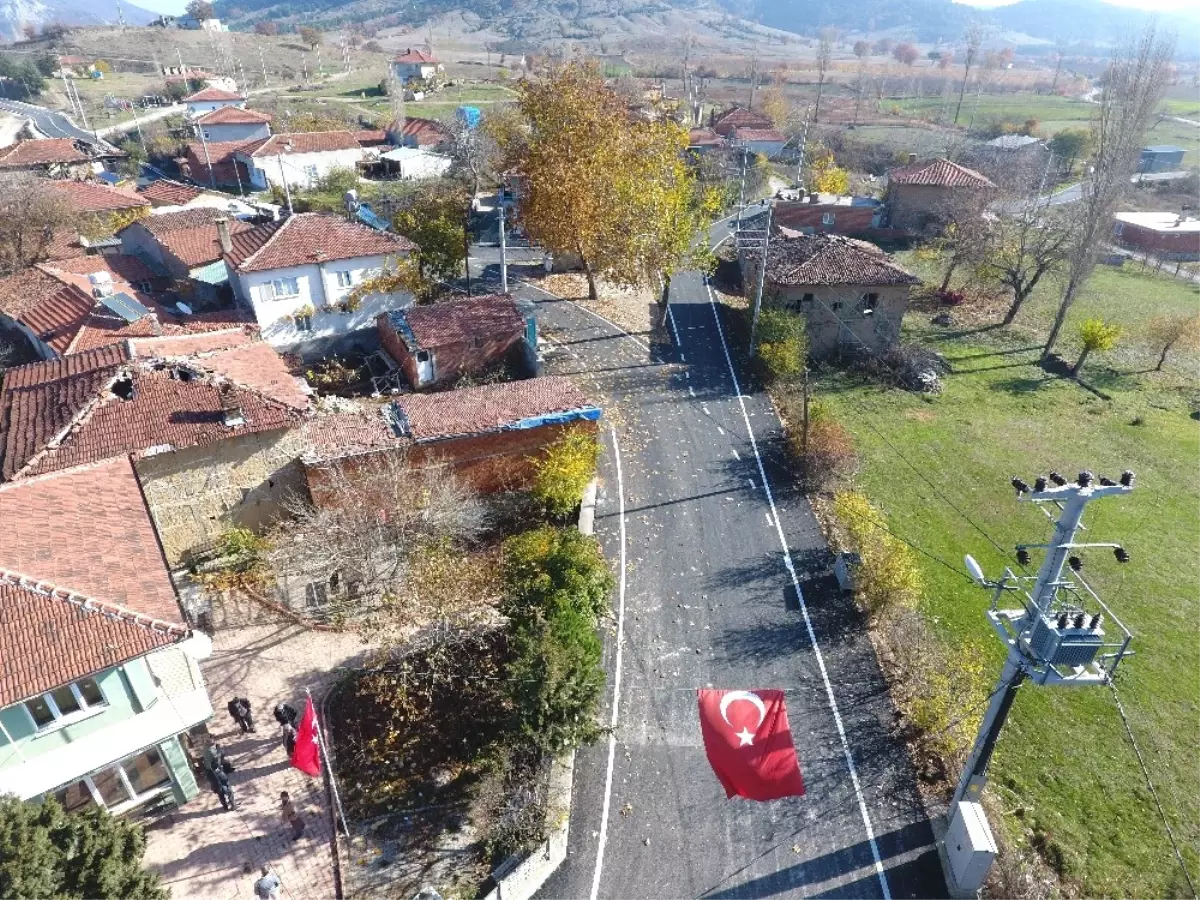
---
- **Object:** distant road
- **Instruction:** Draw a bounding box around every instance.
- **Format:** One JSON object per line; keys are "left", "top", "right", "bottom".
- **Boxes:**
{"left": 96, "top": 104, "right": 186, "bottom": 138}
{"left": 0, "top": 98, "right": 101, "bottom": 145}
{"left": 997, "top": 170, "right": 1194, "bottom": 215}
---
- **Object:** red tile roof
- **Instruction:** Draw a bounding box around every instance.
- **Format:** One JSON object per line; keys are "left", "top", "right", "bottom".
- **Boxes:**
{"left": 712, "top": 106, "right": 773, "bottom": 136}
{"left": 138, "top": 179, "right": 206, "bottom": 205}
{"left": 354, "top": 129, "right": 389, "bottom": 147}
{"left": 128, "top": 329, "right": 251, "bottom": 357}
{"left": 242, "top": 131, "right": 363, "bottom": 157}
{"left": 389, "top": 295, "right": 524, "bottom": 351}
{"left": 187, "top": 342, "right": 309, "bottom": 409}
{"left": 732, "top": 127, "right": 787, "bottom": 143}
{"left": 130, "top": 208, "right": 254, "bottom": 268}
{"left": 0, "top": 138, "right": 91, "bottom": 169}
{"left": 196, "top": 105, "right": 272, "bottom": 125}
{"left": 386, "top": 116, "right": 452, "bottom": 148}
{"left": 44, "top": 180, "right": 150, "bottom": 213}
{"left": 180, "top": 140, "right": 255, "bottom": 188}
{"left": 139, "top": 206, "right": 240, "bottom": 235}
{"left": 0, "top": 268, "right": 94, "bottom": 355}
{"left": 393, "top": 48, "right": 440, "bottom": 64}
{"left": 887, "top": 157, "right": 996, "bottom": 189}
{"left": 688, "top": 128, "right": 724, "bottom": 147}
{"left": 301, "top": 408, "right": 399, "bottom": 463}
{"left": 392, "top": 376, "right": 597, "bottom": 442}
{"left": 759, "top": 234, "right": 921, "bottom": 287}
{"left": 229, "top": 213, "right": 415, "bottom": 273}
{"left": 0, "top": 341, "right": 302, "bottom": 480}
{"left": 183, "top": 86, "right": 245, "bottom": 103}
{"left": 0, "top": 457, "right": 187, "bottom": 706}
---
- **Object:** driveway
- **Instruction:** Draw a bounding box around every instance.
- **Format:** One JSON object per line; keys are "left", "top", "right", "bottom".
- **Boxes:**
{"left": 142, "top": 623, "right": 371, "bottom": 900}
{"left": 471, "top": 235, "right": 943, "bottom": 898}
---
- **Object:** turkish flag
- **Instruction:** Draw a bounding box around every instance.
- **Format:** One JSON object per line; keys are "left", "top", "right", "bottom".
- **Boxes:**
{"left": 697, "top": 689, "right": 805, "bottom": 801}
{"left": 291, "top": 696, "right": 322, "bottom": 777}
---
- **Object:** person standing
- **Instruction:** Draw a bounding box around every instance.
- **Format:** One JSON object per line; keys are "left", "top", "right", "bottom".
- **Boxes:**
{"left": 205, "top": 741, "right": 234, "bottom": 776}
{"left": 227, "top": 697, "right": 255, "bottom": 733}
{"left": 280, "top": 791, "right": 306, "bottom": 841}
{"left": 253, "top": 866, "right": 281, "bottom": 900}
{"left": 281, "top": 721, "right": 297, "bottom": 757}
{"left": 211, "top": 765, "right": 235, "bottom": 811}
{"left": 273, "top": 702, "right": 298, "bottom": 728}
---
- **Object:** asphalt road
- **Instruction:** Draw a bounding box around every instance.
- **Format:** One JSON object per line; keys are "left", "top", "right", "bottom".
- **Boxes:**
{"left": 998, "top": 169, "right": 1194, "bottom": 214}
{"left": 473, "top": 222, "right": 945, "bottom": 899}
{"left": 0, "top": 98, "right": 100, "bottom": 144}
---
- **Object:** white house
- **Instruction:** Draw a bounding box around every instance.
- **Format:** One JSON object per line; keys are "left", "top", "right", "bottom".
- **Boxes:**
{"left": 391, "top": 48, "right": 443, "bottom": 82}
{"left": 221, "top": 213, "right": 417, "bottom": 349}
{"left": 195, "top": 106, "right": 272, "bottom": 143}
{"left": 0, "top": 457, "right": 214, "bottom": 814}
{"left": 380, "top": 146, "right": 452, "bottom": 180}
{"left": 234, "top": 132, "right": 368, "bottom": 191}
{"left": 183, "top": 86, "right": 246, "bottom": 118}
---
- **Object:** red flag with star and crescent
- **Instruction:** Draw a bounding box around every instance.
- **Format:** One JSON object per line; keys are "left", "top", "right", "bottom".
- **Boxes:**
{"left": 291, "top": 696, "right": 322, "bottom": 777}
{"left": 697, "top": 689, "right": 805, "bottom": 801}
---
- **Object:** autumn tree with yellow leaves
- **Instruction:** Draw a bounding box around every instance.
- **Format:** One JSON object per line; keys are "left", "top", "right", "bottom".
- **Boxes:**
{"left": 504, "top": 62, "right": 717, "bottom": 299}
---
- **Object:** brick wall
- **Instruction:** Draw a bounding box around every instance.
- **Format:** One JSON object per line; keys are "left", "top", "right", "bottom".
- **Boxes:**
{"left": 378, "top": 319, "right": 524, "bottom": 389}
{"left": 304, "top": 419, "right": 598, "bottom": 506}
{"left": 136, "top": 427, "right": 309, "bottom": 564}
{"left": 1115, "top": 221, "right": 1200, "bottom": 260}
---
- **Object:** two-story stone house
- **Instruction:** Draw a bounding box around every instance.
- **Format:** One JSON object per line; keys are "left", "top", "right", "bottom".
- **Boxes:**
{"left": 0, "top": 457, "right": 213, "bottom": 813}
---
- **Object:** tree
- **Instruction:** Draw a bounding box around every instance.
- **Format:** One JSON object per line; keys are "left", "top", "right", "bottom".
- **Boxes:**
{"left": 505, "top": 62, "right": 711, "bottom": 299}
{"left": 754, "top": 308, "right": 808, "bottom": 382}
{"left": 0, "top": 177, "right": 70, "bottom": 276}
{"left": 185, "top": 0, "right": 214, "bottom": 19}
{"left": 807, "top": 147, "right": 850, "bottom": 194}
{"left": 0, "top": 796, "right": 167, "bottom": 900}
{"left": 853, "top": 40, "right": 871, "bottom": 60}
{"left": 954, "top": 24, "right": 984, "bottom": 125}
{"left": 938, "top": 51, "right": 954, "bottom": 70}
{"left": 1044, "top": 25, "right": 1174, "bottom": 358}
{"left": 299, "top": 26, "right": 322, "bottom": 50}
{"left": 1146, "top": 314, "right": 1200, "bottom": 371}
{"left": 813, "top": 28, "right": 836, "bottom": 124}
{"left": 874, "top": 38, "right": 894, "bottom": 55}
{"left": 21, "top": 22, "right": 37, "bottom": 40}
{"left": 1048, "top": 127, "right": 1093, "bottom": 174}
{"left": 758, "top": 87, "right": 790, "bottom": 130}
{"left": 923, "top": 215, "right": 993, "bottom": 292}
{"left": 979, "top": 211, "right": 1072, "bottom": 325}
{"left": 391, "top": 182, "right": 468, "bottom": 284}
{"left": 893, "top": 43, "right": 920, "bottom": 67}
{"left": 501, "top": 526, "right": 613, "bottom": 626}
{"left": 1072, "top": 318, "right": 1120, "bottom": 375}
{"left": 254, "top": 20, "right": 278, "bottom": 35}
{"left": 531, "top": 425, "right": 601, "bottom": 517}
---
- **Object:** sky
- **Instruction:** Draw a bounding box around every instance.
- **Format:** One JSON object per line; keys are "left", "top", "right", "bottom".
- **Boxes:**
{"left": 129, "top": 0, "right": 189, "bottom": 16}
{"left": 955, "top": 0, "right": 1197, "bottom": 9}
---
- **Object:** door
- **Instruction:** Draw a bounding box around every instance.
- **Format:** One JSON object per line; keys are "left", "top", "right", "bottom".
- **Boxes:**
{"left": 416, "top": 349, "right": 435, "bottom": 385}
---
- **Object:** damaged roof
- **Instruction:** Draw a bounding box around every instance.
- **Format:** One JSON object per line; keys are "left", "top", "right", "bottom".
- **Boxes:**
{"left": 757, "top": 234, "right": 921, "bottom": 287}
{"left": 384, "top": 294, "right": 525, "bottom": 351}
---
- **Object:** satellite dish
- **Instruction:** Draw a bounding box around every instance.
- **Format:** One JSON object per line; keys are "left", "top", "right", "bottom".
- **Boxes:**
{"left": 964, "top": 555, "right": 987, "bottom": 586}
{"left": 176, "top": 302, "right": 193, "bottom": 315}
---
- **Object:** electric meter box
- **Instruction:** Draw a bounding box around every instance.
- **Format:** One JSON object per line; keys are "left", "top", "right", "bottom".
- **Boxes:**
{"left": 945, "top": 801, "right": 997, "bottom": 892}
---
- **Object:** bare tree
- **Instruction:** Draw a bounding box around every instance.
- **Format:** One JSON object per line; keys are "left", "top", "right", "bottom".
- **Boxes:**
{"left": 980, "top": 210, "right": 1073, "bottom": 324}
{"left": 0, "top": 176, "right": 70, "bottom": 276}
{"left": 266, "top": 451, "right": 489, "bottom": 640}
{"left": 1146, "top": 314, "right": 1200, "bottom": 371}
{"left": 953, "top": 24, "right": 984, "bottom": 125}
{"left": 853, "top": 41, "right": 870, "bottom": 123}
{"left": 813, "top": 28, "right": 836, "bottom": 123}
{"left": 1049, "top": 38, "right": 1067, "bottom": 94}
{"left": 1043, "top": 25, "right": 1175, "bottom": 358}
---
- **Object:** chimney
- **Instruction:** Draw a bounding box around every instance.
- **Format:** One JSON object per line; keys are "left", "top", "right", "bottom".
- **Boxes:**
{"left": 215, "top": 216, "right": 233, "bottom": 254}
{"left": 907, "top": 153, "right": 918, "bottom": 164}
{"left": 219, "top": 382, "right": 245, "bottom": 427}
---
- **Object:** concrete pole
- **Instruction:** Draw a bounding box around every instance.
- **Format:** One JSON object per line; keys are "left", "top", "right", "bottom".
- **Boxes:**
{"left": 258, "top": 46, "right": 270, "bottom": 87}
{"left": 498, "top": 196, "right": 508, "bottom": 294}
{"left": 951, "top": 652, "right": 1025, "bottom": 807}
{"left": 277, "top": 154, "right": 294, "bottom": 214}
{"left": 749, "top": 204, "right": 772, "bottom": 351}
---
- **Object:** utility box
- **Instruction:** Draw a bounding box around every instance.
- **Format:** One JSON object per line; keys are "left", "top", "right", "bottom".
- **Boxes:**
{"left": 945, "top": 801, "right": 997, "bottom": 893}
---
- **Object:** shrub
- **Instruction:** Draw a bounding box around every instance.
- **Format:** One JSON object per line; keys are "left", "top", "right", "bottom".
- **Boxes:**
{"left": 531, "top": 426, "right": 600, "bottom": 517}
{"left": 501, "top": 526, "right": 613, "bottom": 625}
{"left": 790, "top": 401, "right": 857, "bottom": 493}
{"left": 934, "top": 288, "right": 966, "bottom": 306}
{"left": 833, "top": 490, "right": 922, "bottom": 613}
{"left": 755, "top": 308, "right": 808, "bottom": 383}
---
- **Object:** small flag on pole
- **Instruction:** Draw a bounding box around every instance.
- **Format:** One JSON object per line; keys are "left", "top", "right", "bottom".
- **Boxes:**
{"left": 291, "top": 696, "right": 321, "bottom": 777}
{"left": 697, "top": 689, "right": 805, "bottom": 801}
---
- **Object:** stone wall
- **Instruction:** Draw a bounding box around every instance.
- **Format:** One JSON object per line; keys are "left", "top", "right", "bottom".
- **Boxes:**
{"left": 769, "top": 283, "right": 911, "bottom": 357}
{"left": 137, "top": 427, "right": 309, "bottom": 565}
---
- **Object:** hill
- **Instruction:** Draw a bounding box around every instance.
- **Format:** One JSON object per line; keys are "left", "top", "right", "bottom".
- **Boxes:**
{"left": 0, "top": 0, "right": 157, "bottom": 41}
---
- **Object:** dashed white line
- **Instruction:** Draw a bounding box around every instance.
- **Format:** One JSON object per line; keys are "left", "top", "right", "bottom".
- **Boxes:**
{"left": 689, "top": 386, "right": 696, "bottom": 398}
{"left": 590, "top": 427, "right": 628, "bottom": 900}
{"left": 700, "top": 278, "right": 893, "bottom": 900}
{"left": 717, "top": 425, "right": 725, "bottom": 435}
{"left": 766, "top": 512, "right": 774, "bottom": 526}
{"left": 749, "top": 478, "right": 756, "bottom": 490}
{"left": 731, "top": 447, "right": 741, "bottom": 460}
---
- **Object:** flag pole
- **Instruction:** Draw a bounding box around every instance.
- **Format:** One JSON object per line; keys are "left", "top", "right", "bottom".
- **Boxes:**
{"left": 306, "top": 687, "right": 350, "bottom": 837}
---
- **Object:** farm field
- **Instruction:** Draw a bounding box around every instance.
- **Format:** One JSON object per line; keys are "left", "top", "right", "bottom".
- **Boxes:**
{"left": 814, "top": 259, "right": 1199, "bottom": 898}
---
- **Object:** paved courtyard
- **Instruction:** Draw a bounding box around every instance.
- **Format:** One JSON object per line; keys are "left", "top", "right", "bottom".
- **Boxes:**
{"left": 143, "top": 622, "right": 371, "bottom": 900}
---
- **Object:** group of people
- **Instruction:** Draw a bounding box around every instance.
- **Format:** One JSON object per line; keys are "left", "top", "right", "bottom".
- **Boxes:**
{"left": 226, "top": 696, "right": 303, "bottom": 755}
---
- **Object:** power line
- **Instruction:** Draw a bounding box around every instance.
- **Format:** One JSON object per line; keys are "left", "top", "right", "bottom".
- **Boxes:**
{"left": 1108, "top": 681, "right": 1199, "bottom": 899}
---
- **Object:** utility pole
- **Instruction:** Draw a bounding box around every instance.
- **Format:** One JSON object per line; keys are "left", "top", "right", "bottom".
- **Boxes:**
{"left": 946, "top": 471, "right": 1136, "bottom": 892}
{"left": 748, "top": 204, "right": 772, "bottom": 351}
{"left": 177, "top": 48, "right": 185, "bottom": 73}
{"left": 115, "top": 0, "right": 127, "bottom": 31}
{"left": 277, "top": 154, "right": 293, "bottom": 214}
{"left": 62, "top": 74, "right": 80, "bottom": 119}
{"left": 498, "top": 196, "right": 508, "bottom": 294}
{"left": 199, "top": 126, "right": 216, "bottom": 187}
{"left": 795, "top": 113, "right": 810, "bottom": 192}
{"left": 258, "top": 46, "right": 270, "bottom": 87}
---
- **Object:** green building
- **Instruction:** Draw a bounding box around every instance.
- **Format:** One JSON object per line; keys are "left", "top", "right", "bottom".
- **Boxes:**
{"left": 0, "top": 457, "right": 213, "bottom": 814}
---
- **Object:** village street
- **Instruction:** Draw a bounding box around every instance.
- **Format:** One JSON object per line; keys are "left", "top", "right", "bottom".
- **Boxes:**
{"left": 466, "top": 229, "right": 946, "bottom": 898}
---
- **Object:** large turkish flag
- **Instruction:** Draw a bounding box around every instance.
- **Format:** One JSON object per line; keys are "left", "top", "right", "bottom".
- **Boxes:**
{"left": 291, "top": 696, "right": 322, "bottom": 777}
{"left": 697, "top": 689, "right": 805, "bottom": 801}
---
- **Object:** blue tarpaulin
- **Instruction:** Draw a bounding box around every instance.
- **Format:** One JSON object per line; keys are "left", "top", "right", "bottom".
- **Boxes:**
{"left": 510, "top": 407, "right": 602, "bottom": 430}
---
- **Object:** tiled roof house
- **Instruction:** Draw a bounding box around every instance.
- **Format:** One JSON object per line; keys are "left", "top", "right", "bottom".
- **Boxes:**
{"left": 711, "top": 106, "right": 774, "bottom": 137}
{"left": 0, "top": 456, "right": 213, "bottom": 811}
{"left": 0, "top": 139, "right": 93, "bottom": 173}
{"left": 885, "top": 157, "right": 997, "bottom": 232}
{"left": 232, "top": 132, "right": 369, "bottom": 192}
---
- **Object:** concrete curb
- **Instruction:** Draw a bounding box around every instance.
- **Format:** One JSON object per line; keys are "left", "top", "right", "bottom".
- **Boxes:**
{"left": 477, "top": 476, "right": 596, "bottom": 900}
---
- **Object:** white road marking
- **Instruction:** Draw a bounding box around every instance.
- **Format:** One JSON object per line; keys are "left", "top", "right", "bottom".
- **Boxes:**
{"left": 749, "top": 478, "right": 756, "bottom": 490}
{"left": 590, "top": 427, "right": 628, "bottom": 900}
{"left": 517, "top": 279, "right": 653, "bottom": 353}
{"left": 766, "top": 512, "right": 774, "bottom": 526}
{"left": 717, "top": 426, "right": 725, "bottom": 435}
{"left": 689, "top": 386, "right": 696, "bottom": 398}
{"left": 667, "top": 301, "right": 682, "bottom": 348}
{"left": 732, "top": 447, "right": 741, "bottom": 460}
{"left": 700, "top": 278, "right": 893, "bottom": 900}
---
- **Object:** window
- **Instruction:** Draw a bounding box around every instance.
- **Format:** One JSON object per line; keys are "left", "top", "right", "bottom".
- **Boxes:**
{"left": 270, "top": 278, "right": 300, "bottom": 299}
{"left": 335, "top": 270, "right": 354, "bottom": 288}
{"left": 860, "top": 292, "right": 879, "bottom": 315}
{"left": 303, "top": 164, "right": 319, "bottom": 183}
{"left": 821, "top": 212, "right": 836, "bottom": 226}
{"left": 295, "top": 315, "right": 313, "bottom": 333}
{"left": 471, "top": 336, "right": 485, "bottom": 349}
{"left": 134, "top": 280, "right": 153, "bottom": 293}
{"left": 25, "top": 677, "right": 107, "bottom": 730}
{"left": 416, "top": 349, "right": 431, "bottom": 362}
{"left": 120, "top": 748, "right": 171, "bottom": 795}
{"left": 53, "top": 780, "right": 95, "bottom": 813}
{"left": 831, "top": 300, "right": 844, "bottom": 311}
{"left": 48, "top": 748, "right": 173, "bottom": 814}
{"left": 305, "top": 582, "right": 328, "bottom": 609}
{"left": 801, "top": 293, "right": 815, "bottom": 304}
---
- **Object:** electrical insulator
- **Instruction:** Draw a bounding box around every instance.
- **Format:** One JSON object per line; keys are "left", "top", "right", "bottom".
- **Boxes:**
{"left": 1049, "top": 472, "right": 1067, "bottom": 486}
{"left": 1034, "top": 476, "right": 1047, "bottom": 492}
{"left": 1120, "top": 470, "right": 1135, "bottom": 487}
{"left": 1057, "top": 612, "right": 1069, "bottom": 629}
{"left": 1011, "top": 477, "right": 1029, "bottom": 494}
{"left": 1073, "top": 612, "right": 1086, "bottom": 629}
{"left": 1114, "top": 547, "right": 1130, "bottom": 563}
{"left": 1089, "top": 613, "right": 1102, "bottom": 630}
{"left": 1077, "top": 471, "right": 1094, "bottom": 487}
{"left": 1099, "top": 476, "right": 1117, "bottom": 487}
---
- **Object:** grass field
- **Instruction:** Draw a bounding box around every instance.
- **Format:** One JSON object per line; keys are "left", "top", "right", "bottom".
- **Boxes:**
{"left": 811, "top": 260, "right": 1199, "bottom": 897}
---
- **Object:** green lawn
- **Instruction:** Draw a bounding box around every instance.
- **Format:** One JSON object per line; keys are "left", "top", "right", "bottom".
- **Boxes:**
{"left": 813, "top": 263, "right": 1199, "bottom": 897}
{"left": 899, "top": 93, "right": 1097, "bottom": 127}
